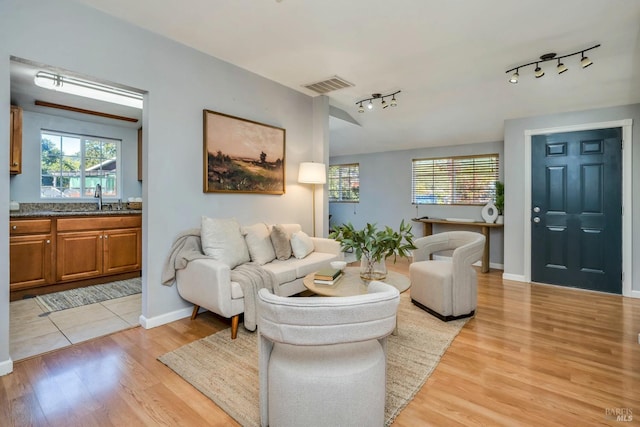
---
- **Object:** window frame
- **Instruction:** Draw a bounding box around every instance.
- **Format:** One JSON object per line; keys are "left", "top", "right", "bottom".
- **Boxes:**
{"left": 328, "top": 163, "right": 360, "bottom": 203}
{"left": 40, "top": 129, "right": 122, "bottom": 200}
{"left": 411, "top": 153, "right": 500, "bottom": 206}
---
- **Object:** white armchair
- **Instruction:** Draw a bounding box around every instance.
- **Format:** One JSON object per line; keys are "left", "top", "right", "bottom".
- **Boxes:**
{"left": 257, "top": 281, "right": 400, "bottom": 427}
{"left": 410, "top": 231, "right": 485, "bottom": 321}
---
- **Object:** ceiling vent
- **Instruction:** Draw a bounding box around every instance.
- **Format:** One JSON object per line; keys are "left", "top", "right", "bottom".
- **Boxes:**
{"left": 303, "top": 76, "right": 354, "bottom": 94}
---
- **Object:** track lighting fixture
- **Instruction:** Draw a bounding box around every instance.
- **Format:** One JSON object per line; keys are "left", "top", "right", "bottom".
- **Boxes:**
{"left": 505, "top": 44, "right": 600, "bottom": 83}
{"left": 356, "top": 90, "right": 401, "bottom": 112}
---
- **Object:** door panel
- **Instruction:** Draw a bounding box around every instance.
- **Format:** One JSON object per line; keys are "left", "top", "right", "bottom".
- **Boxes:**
{"left": 531, "top": 128, "right": 622, "bottom": 294}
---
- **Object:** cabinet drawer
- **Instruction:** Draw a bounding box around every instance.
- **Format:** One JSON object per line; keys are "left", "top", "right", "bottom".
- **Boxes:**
{"left": 57, "top": 215, "right": 141, "bottom": 232}
{"left": 10, "top": 219, "right": 52, "bottom": 235}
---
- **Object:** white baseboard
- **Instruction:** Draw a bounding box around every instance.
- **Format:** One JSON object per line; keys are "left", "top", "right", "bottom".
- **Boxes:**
{"left": 0, "top": 358, "right": 13, "bottom": 376}
{"left": 139, "top": 306, "right": 193, "bottom": 329}
{"left": 627, "top": 289, "right": 640, "bottom": 299}
{"left": 502, "top": 273, "right": 526, "bottom": 282}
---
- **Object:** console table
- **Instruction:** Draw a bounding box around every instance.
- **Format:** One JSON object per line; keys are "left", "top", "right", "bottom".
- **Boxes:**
{"left": 412, "top": 218, "right": 503, "bottom": 273}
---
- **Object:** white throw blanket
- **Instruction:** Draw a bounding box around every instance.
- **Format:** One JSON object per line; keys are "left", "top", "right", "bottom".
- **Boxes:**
{"left": 231, "top": 263, "right": 277, "bottom": 332}
{"left": 161, "top": 228, "right": 211, "bottom": 285}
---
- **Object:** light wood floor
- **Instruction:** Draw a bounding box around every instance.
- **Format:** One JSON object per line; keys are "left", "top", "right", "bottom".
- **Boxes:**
{"left": 2, "top": 260, "right": 639, "bottom": 426}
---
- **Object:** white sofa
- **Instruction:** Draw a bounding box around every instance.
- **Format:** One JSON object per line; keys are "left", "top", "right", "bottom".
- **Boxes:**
{"left": 175, "top": 222, "right": 341, "bottom": 339}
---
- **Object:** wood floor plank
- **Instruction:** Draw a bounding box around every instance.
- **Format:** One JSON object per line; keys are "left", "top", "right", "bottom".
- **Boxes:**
{"left": 2, "top": 264, "right": 639, "bottom": 426}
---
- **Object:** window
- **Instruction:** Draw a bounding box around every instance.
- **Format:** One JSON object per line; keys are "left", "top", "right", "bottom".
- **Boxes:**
{"left": 40, "top": 130, "right": 121, "bottom": 199}
{"left": 412, "top": 154, "right": 499, "bottom": 205}
{"left": 328, "top": 163, "right": 360, "bottom": 202}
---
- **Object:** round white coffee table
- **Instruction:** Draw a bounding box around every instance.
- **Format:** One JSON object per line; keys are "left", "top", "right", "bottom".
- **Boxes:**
{"left": 303, "top": 267, "right": 410, "bottom": 297}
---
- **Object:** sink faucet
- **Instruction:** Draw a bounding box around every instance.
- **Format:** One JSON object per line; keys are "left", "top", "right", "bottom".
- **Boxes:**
{"left": 94, "top": 184, "right": 103, "bottom": 210}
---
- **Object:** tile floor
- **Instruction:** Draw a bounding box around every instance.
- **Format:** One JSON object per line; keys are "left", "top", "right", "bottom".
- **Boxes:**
{"left": 9, "top": 293, "right": 141, "bottom": 362}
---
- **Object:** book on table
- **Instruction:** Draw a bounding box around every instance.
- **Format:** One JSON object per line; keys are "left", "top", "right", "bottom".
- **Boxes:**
{"left": 314, "top": 268, "right": 342, "bottom": 281}
{"left": 313, "top": 272, "right": 343, "bottom": 285}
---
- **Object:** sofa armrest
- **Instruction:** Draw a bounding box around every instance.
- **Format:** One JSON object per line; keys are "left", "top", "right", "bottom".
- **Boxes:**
{"left": 311, "top": 237, "right": 341, "bottom": 256}
{"left": 175, "top": 258, "right": 239, "bottom": 318}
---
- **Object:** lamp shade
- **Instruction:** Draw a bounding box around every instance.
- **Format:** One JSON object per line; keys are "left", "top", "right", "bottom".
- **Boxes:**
{"left": 298, "top": 162, "right": 326, "bottom": 184}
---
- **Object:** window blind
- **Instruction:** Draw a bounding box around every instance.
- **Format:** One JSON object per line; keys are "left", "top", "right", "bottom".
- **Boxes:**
{"left": 412, "top": 154, "right": 499, "bottom": 205}
{"left": 328, "top": 163, "right": 359, "bottom": 202}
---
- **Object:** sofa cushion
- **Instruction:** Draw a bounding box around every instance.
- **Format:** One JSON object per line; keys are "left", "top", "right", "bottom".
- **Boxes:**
{"left": 201, "top": 217, "right": 250, "bottom": 269}
{"left": 262, "top": 260, "right": 298, "bottom": 284}
{"left": 270, "top": 224, "right": 292, "bottom": 260}
{"left": 243, "top": 223, "right": 276, "bottom": 265}
{"left": 289, "top": 251, "right": 340, "bottom": 278}
{"left": 291, "top": 230, "right": 314, "bottom": 259}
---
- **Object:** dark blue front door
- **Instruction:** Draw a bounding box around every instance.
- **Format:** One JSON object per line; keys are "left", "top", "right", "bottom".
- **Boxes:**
{"left": 531, "top": 128, "right": 622, "bottom": 294}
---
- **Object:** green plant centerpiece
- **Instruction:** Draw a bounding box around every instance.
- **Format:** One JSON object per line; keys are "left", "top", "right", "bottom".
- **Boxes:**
{"left": 329, "top": 220, "right": 416, "bottom": 281}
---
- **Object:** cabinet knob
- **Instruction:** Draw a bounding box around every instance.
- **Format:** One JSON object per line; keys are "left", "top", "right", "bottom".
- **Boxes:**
{"left": 12, "top": 225, "right": 17, "bottom": 230}
{"left": 104, "top": 235, "right": 108, "bottom": 239}
{"left": 12, "top": 162, "right": 18, "bottom": 166}
{"left": 46, "top": 240, "right": 50, "bottom": 244}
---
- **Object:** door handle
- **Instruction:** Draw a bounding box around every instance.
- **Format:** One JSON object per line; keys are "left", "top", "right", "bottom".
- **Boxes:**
{"left": 533, "top": 217, "right": 541, "bottom": 223}
{"left": 533, "top": 206, "right": 541, "bottom": 213}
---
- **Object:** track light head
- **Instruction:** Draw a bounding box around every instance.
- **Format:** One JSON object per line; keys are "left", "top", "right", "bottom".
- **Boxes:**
{"left": 381, "top": 98, "right": 388, "bottom": 109}
{"left": 509, "top": 70, "right": 519, "bottom": 84}
{"left": 581, "top": 53, "right": 592, "bottom": 68}
{"left": 367, "top": 100, "right": 373, "bottom": 110}
{"left": 358, "top": 102, "right": 364, "bottom": 113}
{"left": 557, "top": 59, "right": 568, "bottom": 74}
{"left": 390, "top": 95, "right": 397, "bottom": 107}
{"left": 534, "top": 63, "right": 545, "bottom": 78}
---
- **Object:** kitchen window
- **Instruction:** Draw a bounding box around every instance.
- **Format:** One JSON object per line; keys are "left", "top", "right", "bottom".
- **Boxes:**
{"left": 40, "top": 130, "right": 121, "bottom": 199}
{"left": 412, "top": 154, "right": 499, "bottom": 205}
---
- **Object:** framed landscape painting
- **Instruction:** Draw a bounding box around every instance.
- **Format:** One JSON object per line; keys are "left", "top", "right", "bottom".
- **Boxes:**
{"left": 203, "top": 110, "right": 286, "bottom": 194}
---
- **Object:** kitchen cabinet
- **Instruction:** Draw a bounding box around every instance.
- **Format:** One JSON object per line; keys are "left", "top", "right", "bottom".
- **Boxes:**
{"left": 9, "top": 219, "right": 53, "bottom": 290}
{"left": 10, "top": 105, "right": 22, "bottom": 174}
{"left": 56, "top": 216, "right": 141, "bottom": 282}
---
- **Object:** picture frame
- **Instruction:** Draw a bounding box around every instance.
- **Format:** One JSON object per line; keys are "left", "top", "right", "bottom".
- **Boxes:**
{"left": 203, "top": 110, "right": 286, "bottom": 194}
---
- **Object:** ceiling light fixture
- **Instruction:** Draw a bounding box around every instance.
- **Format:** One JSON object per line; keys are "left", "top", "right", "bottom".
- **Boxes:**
{"left": 34, "top": 71, "right": 143, "bottom": 109}
{"left": 356, "top": 90, "right": 401, "bottom": 112}
{"left": 505, "top": 44, "right": 600, "bottom": 83}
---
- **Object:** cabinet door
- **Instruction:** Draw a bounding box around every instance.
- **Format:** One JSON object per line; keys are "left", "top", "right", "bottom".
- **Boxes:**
{"left": 56, "top": 230, "right": 103, "bottom": 281}
{"left": 10, "top": 106, "right": 22, "bottom": 175}
{"left": 104, "top": 228, "right": 141, "bottom": 274}
{"left": 10, "top": 234, "right": 52, "bottom": 290}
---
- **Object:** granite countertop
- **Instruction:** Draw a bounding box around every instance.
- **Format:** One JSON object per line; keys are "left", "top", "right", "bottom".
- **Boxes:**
{"left": 10, "top": 209, "right": 142, "bottom": 218}
{"left": 9, "top": 202, "right": 142, "bottom": 218}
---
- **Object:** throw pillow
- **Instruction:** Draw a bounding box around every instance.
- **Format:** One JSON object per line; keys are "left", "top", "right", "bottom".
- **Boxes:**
{"left": 290, "top": 230, "right": 314, "bottom": 259}
{"left": 270, "top": 224, "right": 292, "bottom": 260}
{"left": 201, "top": 217, "right": 250, "bottom": 269}
{"left": 242, "top": 223, "right": 276, "bottom": 265}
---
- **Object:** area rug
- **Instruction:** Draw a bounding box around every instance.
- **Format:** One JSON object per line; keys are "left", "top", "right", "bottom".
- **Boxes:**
{"left": 35, "top": 277, "right": 141, "bottom": 313}
{"left": 158, "top": 292, "right": 468, "bottom": 426}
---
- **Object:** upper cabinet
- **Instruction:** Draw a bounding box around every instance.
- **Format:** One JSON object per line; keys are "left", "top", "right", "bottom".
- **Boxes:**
{"left": 10, "top": 105, "right": 23, "bottom": 175}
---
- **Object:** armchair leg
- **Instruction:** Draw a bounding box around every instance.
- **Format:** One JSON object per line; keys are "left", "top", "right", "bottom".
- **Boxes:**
{"left": 190, "top": 305, "right": 200, "bottom": 320}
{"left": 231, "top": 315, "right": 239, "bottom": 339}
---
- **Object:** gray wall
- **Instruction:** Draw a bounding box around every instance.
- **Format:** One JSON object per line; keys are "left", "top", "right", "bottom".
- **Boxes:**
{"left": 10, "top": 111, "right": 142, "bottom": 202}
{"left": 329, "top": 140, "right": 505, "bottom": 267}
{"left": 0, "top": 0, "right": 322, "bottom": 372}
{"left": 503, "top": 103, "right": 639, "bottom": 292}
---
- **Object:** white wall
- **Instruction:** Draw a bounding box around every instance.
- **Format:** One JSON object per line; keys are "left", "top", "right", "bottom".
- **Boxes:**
{"left": 503, "top": 103, "right": 639, "bottom": 293}
{"left": 329, "top": 140, "right": 505, "bottom": 266}
{"left": 10, "top": 111, "right": 142, "bottom": 202}
{"left": 0, "top": 0, "right": 321, "bottom": 373}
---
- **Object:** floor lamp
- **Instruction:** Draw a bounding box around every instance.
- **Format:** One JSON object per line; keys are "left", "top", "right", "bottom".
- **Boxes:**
{"left": 298, "top": 162, "right": 326, "bottom": 237}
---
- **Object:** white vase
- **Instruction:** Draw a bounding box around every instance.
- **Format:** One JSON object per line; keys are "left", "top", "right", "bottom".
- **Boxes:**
{"left": 496, "top": 215, "right": 504, "bottom": 224}
{"left": 481, "top": 202, "right": 498, "bottom": 223}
